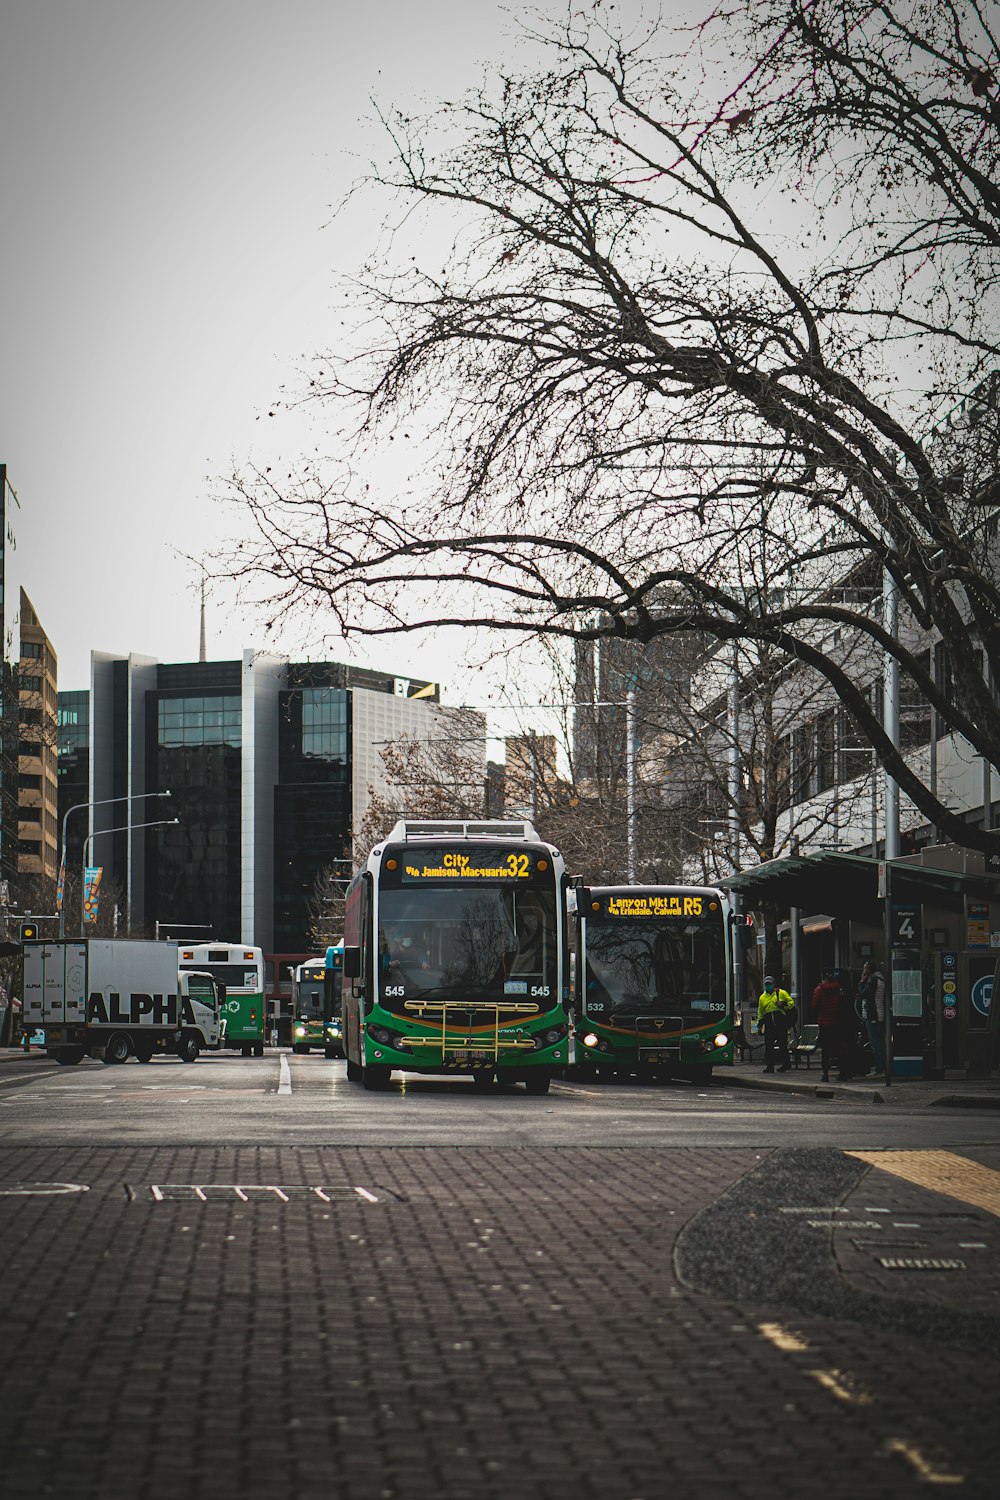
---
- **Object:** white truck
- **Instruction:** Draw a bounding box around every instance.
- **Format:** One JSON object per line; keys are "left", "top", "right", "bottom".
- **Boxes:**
{"left": 22, "top": 939, "right": 221, "bottom": 1066}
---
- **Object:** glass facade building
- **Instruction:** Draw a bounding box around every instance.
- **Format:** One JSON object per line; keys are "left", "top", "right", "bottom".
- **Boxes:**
{"left": 80, "top": 652, "right": 447, "bottom": 951}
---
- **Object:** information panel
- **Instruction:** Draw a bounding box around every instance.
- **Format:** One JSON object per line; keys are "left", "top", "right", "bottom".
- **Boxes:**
{"left": 392, "top": 847, "right": 546, "bottom": 883}
{"left": 602, "top": 892, "right": 706, "bottom": 918}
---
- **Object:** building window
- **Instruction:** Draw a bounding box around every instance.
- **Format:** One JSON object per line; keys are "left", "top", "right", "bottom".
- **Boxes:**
{"left": 18, "top": 839, "right": 41, "bottom": 856}
{"left": 20, "top": 707, "right": 41, "bottom": 726}
{"left": 19, "top": 674, "right": 42, "bottom": 692}
{"left": 18, "top": 773, "right": 41, "bottom": 790}
{"left": 18, "top": 739, "right": 42, "bottom": 758}
{"left": 21, "top": 642, "right": 43, "bottom": 660}
{"left": 19, "top": 807, "right": 41, "bottom": 822}
{"left": 157, "top": 695, "right": 241, "bottom": 748}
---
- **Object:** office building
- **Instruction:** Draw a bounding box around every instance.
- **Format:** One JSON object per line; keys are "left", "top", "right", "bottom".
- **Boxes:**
{"left": 77, "top": 649, "right": 482, "bottom": 950}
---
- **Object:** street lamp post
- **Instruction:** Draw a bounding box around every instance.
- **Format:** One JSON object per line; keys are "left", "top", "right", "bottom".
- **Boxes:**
{"left": 81, "top": 818, "right": 179, "bottom": 937}
{"left": 59, "top": 791, "right": 171, "bottom": 938}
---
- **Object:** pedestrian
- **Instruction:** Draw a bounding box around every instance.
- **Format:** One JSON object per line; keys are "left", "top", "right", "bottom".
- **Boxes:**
{"left": 856, "top": 960, "right": 886, "bottom": 1076}
{"left": 757, "top": 975, "right": 795, "bottom": 1073}
{"left": 811, "top": 969, "right": 844, "bottom": 1083}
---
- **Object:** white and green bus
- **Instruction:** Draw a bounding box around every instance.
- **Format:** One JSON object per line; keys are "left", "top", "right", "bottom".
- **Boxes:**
{"left": 178, "top": 943, "right": 266, "bottom": 1056}
{"left": 343, "top": 820, "right": 569, "bottom": 1092}
{"left": 292, "top": 946, "right": 344, "bottom": 1057}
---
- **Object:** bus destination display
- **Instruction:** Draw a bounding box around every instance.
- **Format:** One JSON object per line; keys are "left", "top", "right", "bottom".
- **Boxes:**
{"left": 396, "top": 848, "right": 543, "bottom": 882}
{"left": 603, "top": 893, "right": 705, "bottom": 918}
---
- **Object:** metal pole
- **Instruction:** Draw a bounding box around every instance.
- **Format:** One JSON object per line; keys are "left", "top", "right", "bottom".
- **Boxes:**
{"left": 789, "top": 835, "right": 800, "bottom": 1020}
{"left": 626, "top": 688, "right": 637, "bottom": 882}
{"left": 727, "top": 647, "right": 741, "bottom": 873}
{"left": 59, "top": 791, "right": 171, "bottom": 938}
{"left": 883, "top": 567, "right": 900, "bottom": 861}
{"left": 82, "top": 818, "right": 178, "bottom": 936}
{"left": 882, "top": 858, "right": 893, "bottom": 1088}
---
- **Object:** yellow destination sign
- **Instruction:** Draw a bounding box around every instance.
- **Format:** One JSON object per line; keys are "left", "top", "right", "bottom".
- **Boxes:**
{"left": 605, "top": 894, "right": 704, "bottom": 918}
{"left": 403, "top": 852, "right": 532, "bottom": 881}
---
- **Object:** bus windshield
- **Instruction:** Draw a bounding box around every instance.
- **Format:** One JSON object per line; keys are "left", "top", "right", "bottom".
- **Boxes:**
{"left": 585, "top": 916, "right": 727, "bottom": 1018}
{"left": 377, "top": 886, "right": 557, "bottom": 1004}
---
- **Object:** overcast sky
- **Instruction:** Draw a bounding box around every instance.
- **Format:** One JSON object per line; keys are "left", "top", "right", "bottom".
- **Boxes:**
{"left": 0, "top": 0, "right": 551, "bottom": 703}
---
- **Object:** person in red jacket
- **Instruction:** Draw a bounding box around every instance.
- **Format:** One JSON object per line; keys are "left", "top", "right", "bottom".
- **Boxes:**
{"left": 811, "top": 969, "right": 844, "bottom": 1083}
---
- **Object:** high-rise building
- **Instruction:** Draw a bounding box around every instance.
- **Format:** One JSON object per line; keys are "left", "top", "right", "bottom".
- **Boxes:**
{"left": 16, "top": 591, "right": 58, "bottom": 881}
{"left": 75, "top": 649, "right": 483, "bottom": 950}
{"left": 1, "top": 466, "right": 59, "bottom": 885}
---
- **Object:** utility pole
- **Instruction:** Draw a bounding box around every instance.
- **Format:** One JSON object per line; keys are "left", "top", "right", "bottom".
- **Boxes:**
{"left": 626, "top": 687, "right": 637, "bottom": 882}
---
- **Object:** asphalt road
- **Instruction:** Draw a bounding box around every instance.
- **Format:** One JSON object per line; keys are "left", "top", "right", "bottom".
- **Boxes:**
{"left": 2, "top": 1050, "right": 999, "bottom": 1500}
{"left": 4, "top": 1050, "right": 1000, "bottom": 1148}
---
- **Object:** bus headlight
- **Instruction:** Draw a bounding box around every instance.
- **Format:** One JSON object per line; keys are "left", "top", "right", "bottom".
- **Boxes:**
{"left": 582, "top": 1033, "right": 598, "bottom": 1048}
{"left": 714, "top": 1033, "right": 729, "bottom": 1048}
{"left": 294, "top": 1025, "right": 306, "bottom": 1038}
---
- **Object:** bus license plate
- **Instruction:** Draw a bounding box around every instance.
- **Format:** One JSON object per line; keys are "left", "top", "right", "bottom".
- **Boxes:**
{"left": 453, "top": 1048, "right": 492, "bottom": 1060}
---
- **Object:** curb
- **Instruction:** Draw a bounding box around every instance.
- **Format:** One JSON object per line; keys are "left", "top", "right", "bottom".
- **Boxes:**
{"left": 928, "top": 1093, "right": 1000, "bottom": 1110}
{"left": 726, "top": 1071, "right": 872, "bottom": 1103}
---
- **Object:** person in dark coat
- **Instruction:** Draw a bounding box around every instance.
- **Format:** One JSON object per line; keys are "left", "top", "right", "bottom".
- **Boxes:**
{"left": 811, "top": 969, "right": 844, "bottom": 1083}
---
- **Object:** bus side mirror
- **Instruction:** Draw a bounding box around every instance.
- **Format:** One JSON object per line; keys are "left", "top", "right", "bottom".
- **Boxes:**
{"left": 575, "top": 887, "right": 591, "bottom": 914}
{"left": 344, "top": 946, "right": 361, "bottom": 980}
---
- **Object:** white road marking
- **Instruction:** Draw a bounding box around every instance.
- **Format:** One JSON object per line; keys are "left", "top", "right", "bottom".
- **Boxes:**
{"left": 279, "top": 1054, "right": 292, "bottom": 1095}
{"left": 808, "top": 1368, "right": 872, "bottom": 1405}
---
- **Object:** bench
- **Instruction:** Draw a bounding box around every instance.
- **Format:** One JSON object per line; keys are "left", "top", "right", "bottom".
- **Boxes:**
{"left": 791, "top": 1024, "right": 820, "bottom": 1069}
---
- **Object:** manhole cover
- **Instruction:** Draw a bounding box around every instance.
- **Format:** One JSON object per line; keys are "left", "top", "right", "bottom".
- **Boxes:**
{"left": 146, "top": 1184, "right": 381, "bottom": 1203}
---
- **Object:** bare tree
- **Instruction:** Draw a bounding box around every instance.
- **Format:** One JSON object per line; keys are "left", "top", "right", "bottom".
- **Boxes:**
{"left": 356, "top": 731, "right": 488, "bottom": 852}
{"left": 221, "top": 0, "right": 1000, "bottom": 851}
{"left": 305, "top": 860, "right": 348, "bottom": 951}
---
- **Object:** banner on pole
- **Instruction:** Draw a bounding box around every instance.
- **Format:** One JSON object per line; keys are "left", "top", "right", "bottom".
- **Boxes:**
{"left": 83, "top": 866, "right": 103, "bottom": 926}
{"left": 55, "top": 852, "right": 66, "bottom": 912}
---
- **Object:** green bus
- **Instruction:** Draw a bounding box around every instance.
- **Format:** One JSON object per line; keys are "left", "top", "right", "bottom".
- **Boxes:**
{"left": 569, "top": 885, "right": 736, "bottom": 1083}
{"left": 178, "top": 943, "right": 266, "bottom": 1056}
{"left": 342, "top": 819, "right": 568, "bottom": 1093}
{"left": 292, "top": 946, "right": 344, "bottom": 1057}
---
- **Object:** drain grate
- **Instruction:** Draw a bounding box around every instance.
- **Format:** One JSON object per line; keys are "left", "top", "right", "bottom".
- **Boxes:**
{"left": 145, "top": 1184, "right": 381, "bottom": 1203}
{"left": 877, "top": 1257, "right": 966, "bottom": 1271}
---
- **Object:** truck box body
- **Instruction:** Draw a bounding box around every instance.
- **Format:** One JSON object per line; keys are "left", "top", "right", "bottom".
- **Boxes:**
{"left": 23, "top": 939, "right": 220, "bottom": 1062}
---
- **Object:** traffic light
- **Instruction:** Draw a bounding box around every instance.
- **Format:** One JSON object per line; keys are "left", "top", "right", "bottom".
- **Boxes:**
{"left": 19, "top": 922, "right": 39, "bottom": 942}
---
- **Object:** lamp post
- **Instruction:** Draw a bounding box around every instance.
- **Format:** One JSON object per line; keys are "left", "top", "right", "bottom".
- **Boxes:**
{"left": 59, "top": 791, "right": 171, "bottom": 937}
{"left": 81, "top": 818, "right": 179, "bottom": 936}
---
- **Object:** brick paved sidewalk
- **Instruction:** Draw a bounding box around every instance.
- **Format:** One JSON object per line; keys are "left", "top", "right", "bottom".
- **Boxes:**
{"left": 1, "top": 1144, "right": 998, "bottom": 1500}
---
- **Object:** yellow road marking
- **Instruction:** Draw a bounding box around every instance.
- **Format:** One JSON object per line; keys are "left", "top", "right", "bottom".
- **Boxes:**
{"left": 808, "top": 1368, "right": 871, "bottom": 1405}
{"left": 758, "top": 1322, "right": 809, "bottom": 1353}
{"left": 887, "top": 1439, "right": 964, "bottom": 1486}
{"left": 846, "top": 1150, "right": 1000, "bottom": 1218}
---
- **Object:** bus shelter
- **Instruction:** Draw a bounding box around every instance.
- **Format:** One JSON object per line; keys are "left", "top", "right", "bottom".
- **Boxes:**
{"left": 722, "top": 846, "right": 1000, "bottom": 1077}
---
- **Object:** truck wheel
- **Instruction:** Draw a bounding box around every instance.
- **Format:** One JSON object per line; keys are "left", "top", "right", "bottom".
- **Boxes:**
{"left": 134, "top": 1038, "right": 154, "bottom": 1063}
{"left": 54, "top": 1047, "right": 85, "bottom": 1066}
{"left": 177, "top": 1034, "right": 201, "bottom": 1064}
{"left": 103, "top": 1033, "right": 131, "bottom": 1065}
{"left": 523, "top": 1071, "right": 551, "bottom": 1095}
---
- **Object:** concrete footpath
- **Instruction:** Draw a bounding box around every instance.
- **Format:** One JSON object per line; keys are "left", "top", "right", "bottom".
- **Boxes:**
{"left": 728, "top": 1049, "right": 1000, "bottom": 1107}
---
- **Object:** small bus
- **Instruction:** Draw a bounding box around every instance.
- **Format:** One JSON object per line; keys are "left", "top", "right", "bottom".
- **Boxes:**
{"left": 291, "top": 945, "right": 344, "bottom": 1057}
{"left": 569, "top": 885, "right": 736, "bottom": 1083}
{"left": 178, "top": 942, "right": 266, "bottom": 1056}
{"left": 343, "top": 819, "right": 568, "bottom": 1093}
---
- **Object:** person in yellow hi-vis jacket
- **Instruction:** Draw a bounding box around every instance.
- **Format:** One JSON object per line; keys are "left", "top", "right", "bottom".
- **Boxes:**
{"left": 757, "top": 976, "right": 795, "bottom": 1074}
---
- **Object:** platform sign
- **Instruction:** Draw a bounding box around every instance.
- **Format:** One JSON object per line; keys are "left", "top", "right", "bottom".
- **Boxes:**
{"left": 967, "top": 902, "right": 991, "bottom": 952}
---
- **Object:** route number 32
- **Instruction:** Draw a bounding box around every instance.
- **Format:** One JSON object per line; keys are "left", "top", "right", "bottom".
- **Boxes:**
{"left": 506, "top": 853, "right": 530, "bottom": 877}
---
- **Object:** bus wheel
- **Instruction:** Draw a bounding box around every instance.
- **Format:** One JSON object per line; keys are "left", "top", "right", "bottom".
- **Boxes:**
{"left": 524, "top": 1072, "right": 551, "bottom": 1096}
{"left": 103, "top": 1032, "right": 131, "bottom": 1065}
{"left": 472, "top": 1070, "right": 494, "bottom": 1089}
{"left": 54, "top": 1047, "right": 85, "bottom": 1066}
{"left": 293, "top": 1043, "right": 309, "bottom": 1055}
{"left": 686, "top": 1064, "right": 713, "bottom": 1085}
{"left": 177, "top": 1034, "right": 201, "bottom": 1064}
{"left": 346, "top": 1057, "right": 362, "bottom": 1082}
{"left": 241, "top": 1044, "right": 252, "bottom": 1057}
{"left": 324, "top": 1046, "right": 341, "bottom": 1060}
{"left": 253, "top": 1042, "right": 264, "bottom": 1057}
{"left": 362, "top": 1063, "right": 392, "bottom": 1091}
